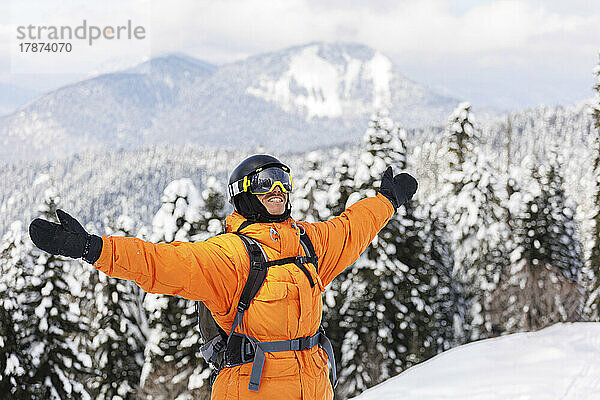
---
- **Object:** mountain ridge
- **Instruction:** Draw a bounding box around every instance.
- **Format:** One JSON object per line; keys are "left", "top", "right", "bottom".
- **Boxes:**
{"left": 0, "top": 42, "right": 460, "bottom": 162}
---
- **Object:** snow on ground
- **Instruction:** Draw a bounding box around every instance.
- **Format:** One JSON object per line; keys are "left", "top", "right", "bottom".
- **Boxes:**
{"left": 353, "top": 323, "right": 600, "bottom": 400}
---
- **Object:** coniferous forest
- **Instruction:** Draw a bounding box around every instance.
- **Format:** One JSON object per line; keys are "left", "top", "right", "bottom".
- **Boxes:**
{"left": 1, "top": 62, "right": 600, "bottom": 400}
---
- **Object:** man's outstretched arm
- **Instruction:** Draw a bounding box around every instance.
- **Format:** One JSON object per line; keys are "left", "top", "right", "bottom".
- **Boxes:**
{"left": 303, "top": 167, "right": 417, "bottom": 287}
{"left": 29, "top": 210, "right": 244, "bottom": 315}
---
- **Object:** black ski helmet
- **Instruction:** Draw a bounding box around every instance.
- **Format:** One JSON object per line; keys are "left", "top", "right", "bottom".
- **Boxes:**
{"left": 228, "top": 154, "right": 292, "bottom": 223}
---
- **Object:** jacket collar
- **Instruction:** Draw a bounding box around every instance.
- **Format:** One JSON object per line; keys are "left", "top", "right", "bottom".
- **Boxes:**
{"left": 224, "top": 212, "right": 300, "bottom": 253}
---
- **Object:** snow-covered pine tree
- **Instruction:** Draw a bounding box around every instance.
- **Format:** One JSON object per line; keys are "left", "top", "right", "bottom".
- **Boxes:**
{"left": 352, "top": 110, "right": 406, "bottom": 197}
{"left": 335, "top": 111, "right": 406, "bottom": 398}
{"left": 376, "top": 131, "right": 461, "bottom": 363}
{"left": 586, "top": 59, "right": 600, "bottom": 320}
{"left": 544, "top": 147, "right": 585, "bottom": 283}
{"left": 151, "top": 178, "right": 203, "bottom": 243}
{"left": 443, "top": 102, "right": 478, "bottom": 194}
{"left": 292, "top": 151, "right": 334, "bottom": 222}
{"left": 0, "top": 292, "right": 28, "bottom": 398}
{"left": 446, "top": 153, "right": 510, "bottom": 340}
{"left": 385, "top": 197, "right": 463, "bottom": 363}
{"left": 335, "top": 260, "right": 386, "bottom": 399}
{"left": 195, "top": 176, "right": 228, "bottom": 240}
{"left": 494, "top": 155, "right": 585, "bottom": 333}
{"left": 326, "top": 151, "right": 356, "bottom": 217}
{"left": 15, "top": 185, "right": 92, "bottom": 399}
{"left": 139, "top": 179, "right": 210, "bottom": 400}
{"left": 438, "top": 103, "right": 510, "bottom": 342}
{"left": 88, "top": 215, "right": 145, "bottom": 400}
{"left": 419, "top": 204, "right": 462, "bottom": 352}
{"left": 0, "top": 222, "right": 35, "bottom": 398}
{"left": 335, "top": 111, "right": 458, "bottom": 399}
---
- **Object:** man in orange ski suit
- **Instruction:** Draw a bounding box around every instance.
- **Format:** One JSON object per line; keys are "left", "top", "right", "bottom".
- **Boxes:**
{"left": 29, "top": 154, "right": 417, "bottom": 399}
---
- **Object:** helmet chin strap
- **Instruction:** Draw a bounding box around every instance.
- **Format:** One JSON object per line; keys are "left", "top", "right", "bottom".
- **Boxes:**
{"left": 234, "top": 192, "right": 291, "bottom": 223}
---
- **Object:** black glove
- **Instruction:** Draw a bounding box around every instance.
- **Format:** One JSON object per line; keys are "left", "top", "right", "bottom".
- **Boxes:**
{"left": 29, "top": 209, "right": 103, "bottom": 264}
{"left": 378, "top": 166, "right": 418, "bottom": 209}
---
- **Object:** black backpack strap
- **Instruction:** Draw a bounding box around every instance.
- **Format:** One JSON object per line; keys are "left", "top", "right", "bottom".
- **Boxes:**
{"left": 235, "top": 234, "right": 268, "bottom": 311}
{"left": 236, "top": 220, "right": 256, "bottom": 233}
{"left": 298, "top": 228, "right": 318, "bottom": 272}
{"left": 225, "top": 234, "right": 268, "bottom": 350}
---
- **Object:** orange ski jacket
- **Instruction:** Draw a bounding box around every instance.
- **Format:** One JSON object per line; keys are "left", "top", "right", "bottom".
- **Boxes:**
{"left": 93, "top": 194, "right": 395, "bottom": 399}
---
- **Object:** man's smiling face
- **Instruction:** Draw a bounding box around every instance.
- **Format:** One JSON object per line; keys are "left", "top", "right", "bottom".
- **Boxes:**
{"left": 256, "top": 187, "right": 287, "bottom": 215}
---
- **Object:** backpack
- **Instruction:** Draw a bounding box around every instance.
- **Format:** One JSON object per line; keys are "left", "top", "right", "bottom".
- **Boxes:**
{"left": 195, "top": 228, "right": 337, "bottom": 392}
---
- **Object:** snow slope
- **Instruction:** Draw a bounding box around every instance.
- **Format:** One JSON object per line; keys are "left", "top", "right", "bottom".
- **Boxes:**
{"left": 353, "top": 323, "right": 600, "bottom": 400}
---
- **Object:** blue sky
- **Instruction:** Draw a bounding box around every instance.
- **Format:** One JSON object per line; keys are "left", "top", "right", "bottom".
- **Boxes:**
{"left": 0, "top": 0, "right": 598, "bottom": 111}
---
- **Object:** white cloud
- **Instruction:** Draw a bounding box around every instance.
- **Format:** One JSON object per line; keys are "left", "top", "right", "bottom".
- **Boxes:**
{"left": 146, "top": 0, "right": 345, "bottom": 61}
{"left": 3, "top": 0, "right": 597, "bottom": 68}
{"left": 135, "top": 0, "right": 599, "bottom": 66}
{"left": 347, "top": 1, "right": 597, "bottom": 59}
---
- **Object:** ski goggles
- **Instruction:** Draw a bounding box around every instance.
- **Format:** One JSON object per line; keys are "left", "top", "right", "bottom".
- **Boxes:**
{"left": 228, "top": 166, "right": 293, "bottom": 198}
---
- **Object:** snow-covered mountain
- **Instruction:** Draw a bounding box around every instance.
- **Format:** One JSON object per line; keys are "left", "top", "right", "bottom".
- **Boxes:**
{"left": 352, "top": 323, "right": 600, "bottom": 400}
{"left": 209, "top": 42, "right": 457, "bottom": 124}
{"left": 0, "top": 42, "right": 459, "bottom": 162}
{"left": 0, "top": 54, "right": 215, "bottom": 162}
